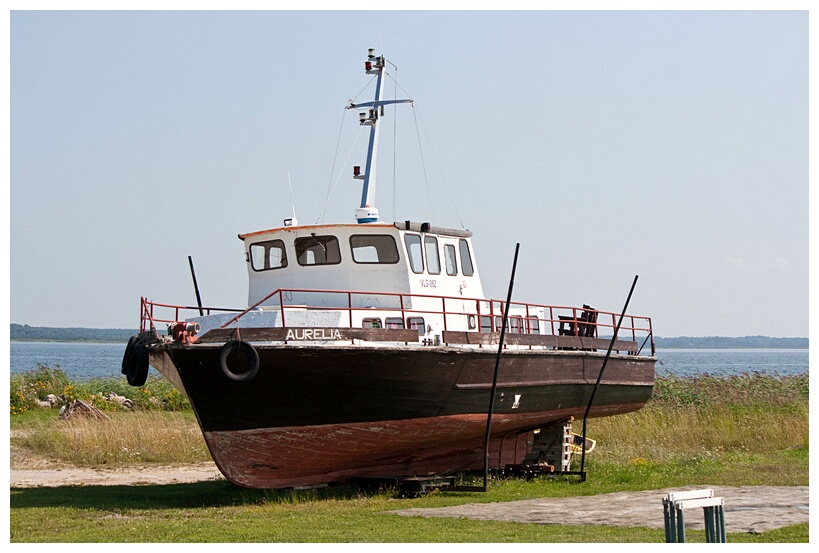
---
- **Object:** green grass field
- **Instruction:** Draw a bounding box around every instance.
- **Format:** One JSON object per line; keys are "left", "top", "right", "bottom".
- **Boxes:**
{"left": 9, "top": 368, "right": 809, "bottom": 542}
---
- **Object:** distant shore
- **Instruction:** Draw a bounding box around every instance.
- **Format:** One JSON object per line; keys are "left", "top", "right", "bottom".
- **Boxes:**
{"left": 11, "top": 324, "right": 137, "bottom": 343}
{"left": 653, "top": 336, "right": 808, "bottom": 349}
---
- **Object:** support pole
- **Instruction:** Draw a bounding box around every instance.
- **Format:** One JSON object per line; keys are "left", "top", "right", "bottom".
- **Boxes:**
{"left": 481, "top": 243, "right": 520, "bottom": 490}
{"left": 579, "top": 275, "right": 639, "bottom": 481}
{"left": 188, "top": 256, "right": 204, "bottom": 316}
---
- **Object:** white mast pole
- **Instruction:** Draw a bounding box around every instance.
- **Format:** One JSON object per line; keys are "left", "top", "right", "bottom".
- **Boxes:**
{"left": 349, "top": 50, "right": 412, "bottom": 224}
{"left": 360, "top": 54, "right": 385, "bottom": 212}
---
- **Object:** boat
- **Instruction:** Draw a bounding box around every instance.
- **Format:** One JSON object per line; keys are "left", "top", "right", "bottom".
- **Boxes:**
{"left": 122, "top": 50, "right": 656, "bottom": 490}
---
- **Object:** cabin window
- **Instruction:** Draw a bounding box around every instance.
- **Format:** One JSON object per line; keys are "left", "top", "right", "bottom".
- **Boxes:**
{"left": 526, "top": 318, "right": 541, "bottom": 334}
{"left": 424, "top": 236, "right": 441, "bottom": 274}
{"left": 294, "top": 235, "right": 341, "bottom": 266}
{"left": 404, "top": 234, "right": 424, "bottom": 274}
{"left": 459, "top": 239, "right": 474, "bottom": 276}
{"left": 444, "top": 244, "right": 458, "bottom": 275}
{"left": 510, "top": 317, "right": 522, "bottom": 334}
{"left": 407, "top": 316, "right": 426, "bottom": 334}
{"left": 385, "top": 317, "right": 404, "bottom": 329}
{"left": 350, "top": 235, "right": 400, "bottom": 264}
{"left": 249, "top": 239, "right": 288, "bottom": 271}
{"left": 495, "top": 316, "right": 523, "bottom": 334}
{"left": 362, "top": 317, "right": 382, "bottom": 329}
{"left": 480, "top": 316, "right": 493, "bottom": 333}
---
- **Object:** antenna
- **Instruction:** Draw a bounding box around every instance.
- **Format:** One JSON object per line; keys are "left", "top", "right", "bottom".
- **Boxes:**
{"left": 284, "top": 171, "right": 298, "bottom": 227}
{"left": 346, "top": 50, "right": 412, "bottom": 224}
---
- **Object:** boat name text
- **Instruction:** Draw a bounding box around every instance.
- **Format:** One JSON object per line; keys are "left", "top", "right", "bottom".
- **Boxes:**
{"left": 285, "top": 328, "right": 343, "bottom": 341}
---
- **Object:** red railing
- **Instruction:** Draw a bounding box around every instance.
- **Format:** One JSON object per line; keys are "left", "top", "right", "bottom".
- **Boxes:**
{"left": 140, "top": 289, "right": 655, "bottom": 355}
{"left": 140, "top": 297, "right": 243, "bottom": 334}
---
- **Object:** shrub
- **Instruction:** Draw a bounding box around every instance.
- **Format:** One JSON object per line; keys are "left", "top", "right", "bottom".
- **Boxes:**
{"left": 10, "top": 364, "right": 71, "bottom": 415}
{"left": 10, "top": 366, "right": 191, "bottom": 415}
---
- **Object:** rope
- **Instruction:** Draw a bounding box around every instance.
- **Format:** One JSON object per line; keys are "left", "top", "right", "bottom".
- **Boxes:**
{"left": 319, "top": 108, "right": 348, "bottom": 224}
{"left": 317, "top": 76, "right": 376, "bottom": 224}
{"left": 392, "top": 66, "right": 399, "bottom": 221}
{"left": 411, "top": 103, "right": 466, "bottom": 229}
{"left": 412, "top": 104, "right": 436, "bottom": 225}
{"left": 316, "top": 124, "right": 366, "bottom": 224}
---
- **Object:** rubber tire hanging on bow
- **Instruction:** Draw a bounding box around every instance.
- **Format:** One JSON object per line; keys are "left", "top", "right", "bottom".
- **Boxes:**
{"left": 121, "top": 336, "right": 139, "bottom": 375}
{"left": 124, "top": 338, "right": 150, "bottom": 387}
{"left": 218, "top": 340, "right": 259, "bottom": 382}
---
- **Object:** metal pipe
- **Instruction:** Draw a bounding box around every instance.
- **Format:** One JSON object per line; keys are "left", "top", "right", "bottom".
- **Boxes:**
{"left": 188, "top": 256, "right": 204, "bottom": 316}
{"left": 481, "top": 243, "right": 520, "bottom": 490}
{"left": 579, "top": 275, "right": 639, "bottom": 481}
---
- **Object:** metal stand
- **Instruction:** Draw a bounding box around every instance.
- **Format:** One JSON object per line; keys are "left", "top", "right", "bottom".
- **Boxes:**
{"left": 663, "top": 489, "right": 727, "bottom": 543}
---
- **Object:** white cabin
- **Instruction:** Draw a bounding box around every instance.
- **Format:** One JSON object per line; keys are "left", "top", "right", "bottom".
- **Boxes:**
{"left": 184, "top": 220, "right": 488, "bottom": 341}
{"left": 240, "top": 221, "right": 484, "bottom": 307}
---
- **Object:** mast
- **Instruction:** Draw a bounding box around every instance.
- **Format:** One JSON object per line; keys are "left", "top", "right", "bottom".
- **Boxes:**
{"left": 347, "top": 49, "right": 412, "bottom": 224}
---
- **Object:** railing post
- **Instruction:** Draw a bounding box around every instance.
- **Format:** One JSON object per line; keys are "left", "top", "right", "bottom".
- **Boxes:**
{"left": 717, "top": 503, "right": 726, "bottom": 542}
{"left": 676, "top": 504, "right": 686, "bottom": 543}
{"left": 663, "top": 497, "right": 677, "bottom": 543}
{"left": 280, "top": 290, "right": 286, "bottom": 328}
{"left": 704, "top": 506, "right": 715, "bottom": 543}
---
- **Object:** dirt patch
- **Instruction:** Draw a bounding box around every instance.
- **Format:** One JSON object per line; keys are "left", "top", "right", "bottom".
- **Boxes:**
{"left": 389, "top": 485, "right": 809, "bottom": 534}
{"left": 10, "top": 464, "right": 225, "bottom": 488}
{"left": 10, "top": 444, "right": 224, "bottom": 488}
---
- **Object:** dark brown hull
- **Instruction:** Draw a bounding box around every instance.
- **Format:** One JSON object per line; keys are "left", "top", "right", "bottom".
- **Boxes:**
{"left": 149, "top": 343, "right": 655, "bottom": 488}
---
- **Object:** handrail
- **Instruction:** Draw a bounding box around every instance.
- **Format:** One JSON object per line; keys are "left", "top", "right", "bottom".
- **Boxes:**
{"left": 139, "top": 296, "right": 243, "bottom": 333}
{"left": 140, "top": 288, "right": 655, "bottom": 355}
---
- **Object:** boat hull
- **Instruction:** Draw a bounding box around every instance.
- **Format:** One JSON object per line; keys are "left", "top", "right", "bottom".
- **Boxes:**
{"left": 148, "top": 343, "right": 655, "bottom": 488}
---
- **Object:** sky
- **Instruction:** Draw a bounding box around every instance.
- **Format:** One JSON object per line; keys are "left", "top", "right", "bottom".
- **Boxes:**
{"left": 4, "top": 4, "right": 812, "bottom": 338}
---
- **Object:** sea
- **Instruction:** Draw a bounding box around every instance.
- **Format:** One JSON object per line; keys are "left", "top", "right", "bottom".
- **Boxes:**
{"left": 7, "top": 341, "right": 810, "bottom": 381}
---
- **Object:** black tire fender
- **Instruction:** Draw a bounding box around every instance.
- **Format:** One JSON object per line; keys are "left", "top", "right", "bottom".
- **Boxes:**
{"left": 125, "top": 340, "right": 150, "bottom": 387}
{"left": 218, "top": 340, "right": 259, "bottom": 382}
{"left": 121, "top": 336, "right": 139, "bottom": 375}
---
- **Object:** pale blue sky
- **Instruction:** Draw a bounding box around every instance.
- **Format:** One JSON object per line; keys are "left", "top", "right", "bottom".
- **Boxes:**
{"left": 7, "top": 8, "right": 811, "bottom": 337}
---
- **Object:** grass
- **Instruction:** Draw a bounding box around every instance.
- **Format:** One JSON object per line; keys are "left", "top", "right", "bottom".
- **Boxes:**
{"left": 9, "top": 477, "right": 809, "bottom": 543}
{"left": 13, "top": 410, "right": 210, "bottom": 466}
{"left": 9, "top": 368, "right": 810, "bottom": 542}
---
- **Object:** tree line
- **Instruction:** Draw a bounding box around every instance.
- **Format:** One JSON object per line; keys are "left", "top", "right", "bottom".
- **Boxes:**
{"left": 10, "top": 324, "right": 137, "bottom": 343}
{"left": 653, "top": 335, "right": 808, "bottom": 349}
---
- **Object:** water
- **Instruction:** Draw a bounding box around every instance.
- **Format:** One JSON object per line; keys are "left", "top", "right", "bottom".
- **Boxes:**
{"left": 9, "top": 341, "right": 128, "bottom": 381}
{"left": 655, "top": 349, "right": 808, "bottom": 378}
{"left": 8, "top": 341, "right": 809, "bottom": 381}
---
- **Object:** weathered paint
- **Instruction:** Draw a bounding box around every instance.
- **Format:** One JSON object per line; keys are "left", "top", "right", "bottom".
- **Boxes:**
{"left": 148, "top": 342, "right": 654, "bottom": 488}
